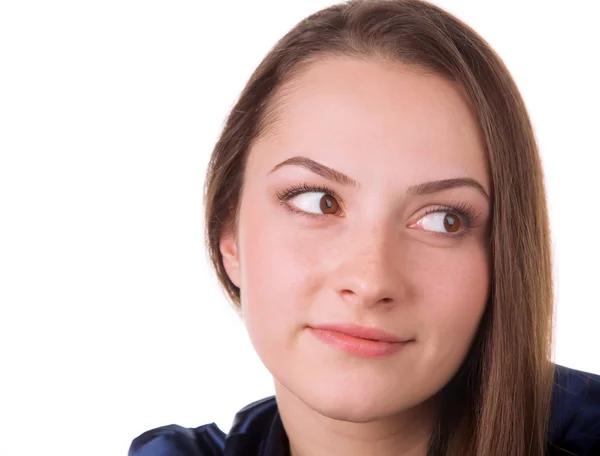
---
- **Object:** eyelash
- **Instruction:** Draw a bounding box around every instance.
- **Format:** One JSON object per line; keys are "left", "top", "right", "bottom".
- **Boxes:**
{"left": 276, "top": 182, "right": 341, "bottom": 204}
{"left": 275, "top": 182, "right": 480, "bottom": 238}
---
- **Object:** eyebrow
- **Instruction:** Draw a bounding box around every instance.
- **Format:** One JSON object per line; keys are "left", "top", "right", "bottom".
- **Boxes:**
{"left": 268, "top": 155, "right": 490, "bottom": 200}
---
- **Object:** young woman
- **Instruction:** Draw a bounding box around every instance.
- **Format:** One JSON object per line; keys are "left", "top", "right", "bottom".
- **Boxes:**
{"left": 129, "top": 1, "right": 600, "bottom": 454}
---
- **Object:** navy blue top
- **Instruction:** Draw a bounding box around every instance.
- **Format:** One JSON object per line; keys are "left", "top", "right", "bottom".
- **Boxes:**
{"left": 129, "top": 364, "right": 600, "bottom": 455}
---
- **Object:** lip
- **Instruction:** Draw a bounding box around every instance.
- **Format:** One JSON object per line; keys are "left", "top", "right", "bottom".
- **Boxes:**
{"left": 308, "top": 323, "right": 413, "bottom": 358}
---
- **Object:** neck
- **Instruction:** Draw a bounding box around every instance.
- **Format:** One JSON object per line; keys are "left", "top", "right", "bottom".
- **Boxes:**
{"left": 274, "top": 380, "right": 440, "bottom": 456}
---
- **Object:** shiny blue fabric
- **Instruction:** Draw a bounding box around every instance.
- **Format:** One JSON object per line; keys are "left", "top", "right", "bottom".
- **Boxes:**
{"left": 129, "top": 364, "right": 600, "bottom": 455}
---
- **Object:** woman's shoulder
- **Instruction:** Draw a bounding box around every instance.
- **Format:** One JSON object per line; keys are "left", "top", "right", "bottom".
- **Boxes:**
{"left": 548, "top": 363, "right": 600, "bottom": 454}
{"left": 128, "top": 396, "right": 281, "bottom": 456}
{"left": 128, "top": 364, "right": 600, "bottom": 455}
{"left": 127, "top": 422, "right": 226, "bottom": 456}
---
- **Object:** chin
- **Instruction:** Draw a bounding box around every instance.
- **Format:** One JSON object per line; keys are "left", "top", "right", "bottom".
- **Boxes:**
{"left": 298, "top": 377, "right": 410, "bottom": 422}
{"left": 308, "top": 391, "right": 397, "bottom": 422}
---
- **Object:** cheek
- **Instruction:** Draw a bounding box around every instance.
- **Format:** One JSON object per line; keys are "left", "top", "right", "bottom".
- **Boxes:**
{"left": 414, "top": 242, "right": 490, "bottom": 347}
{"left": 241, "top": 221, "right": 317, "bottom": 304}
{"left": 237, "top": 199, "right": 321, "bottom": 347}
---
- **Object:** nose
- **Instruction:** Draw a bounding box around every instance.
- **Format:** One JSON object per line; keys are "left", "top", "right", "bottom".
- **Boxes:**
{"left": 331, "top": 224, "right": 407, "bottom": 309}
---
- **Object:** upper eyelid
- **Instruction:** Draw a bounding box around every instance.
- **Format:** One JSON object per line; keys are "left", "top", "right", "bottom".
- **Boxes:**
{"left": 284, "top": 186, "right": 464, "bottom": 212}
{"left": 277, "top": 183, "right": 342, "bottom": 202}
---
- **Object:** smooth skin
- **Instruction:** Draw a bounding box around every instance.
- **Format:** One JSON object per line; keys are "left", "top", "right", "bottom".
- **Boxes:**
{"left": 220, "top": 58, "right": 492, "bottom": 456}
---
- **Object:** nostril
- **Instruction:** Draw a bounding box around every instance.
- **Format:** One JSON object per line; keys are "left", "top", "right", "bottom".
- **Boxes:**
{"left": 339, "top": 287, "right": 395, "bottom": 307}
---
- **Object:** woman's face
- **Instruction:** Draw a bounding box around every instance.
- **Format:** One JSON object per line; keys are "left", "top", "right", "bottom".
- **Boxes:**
{"left": 220, "top": 58, "right": 492, "bottom": 422}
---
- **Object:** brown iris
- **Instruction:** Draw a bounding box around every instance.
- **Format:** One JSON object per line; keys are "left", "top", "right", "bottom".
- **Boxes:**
{"left": 443, "top": 213, "right": 461, "bottom": 233}
{"left": 319, "top": 194, "right": 339, "bottom": 214}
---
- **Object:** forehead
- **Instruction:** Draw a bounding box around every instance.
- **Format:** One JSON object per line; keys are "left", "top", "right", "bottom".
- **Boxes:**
{"left": 252, "top": 57, "right": 489, "bottom": 192}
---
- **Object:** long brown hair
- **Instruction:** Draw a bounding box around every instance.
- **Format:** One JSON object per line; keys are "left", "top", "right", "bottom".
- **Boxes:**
{"left": 203, "top": 1, "right": 555, "bottom": 454}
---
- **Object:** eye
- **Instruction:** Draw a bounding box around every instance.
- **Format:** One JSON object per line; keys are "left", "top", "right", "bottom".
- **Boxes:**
{"left": 415, "top": 210, "right": 462, "bottom": 234}
{"left": 291, "top": 191, "right": 340, "bottom": 215}
{"left": 275, "top": 183, "right": 342, "bottom": 217}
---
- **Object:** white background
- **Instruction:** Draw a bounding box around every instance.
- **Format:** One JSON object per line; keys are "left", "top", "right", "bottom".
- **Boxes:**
{"left": 0, "top": 1, "right": 598, "bottom": 455}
